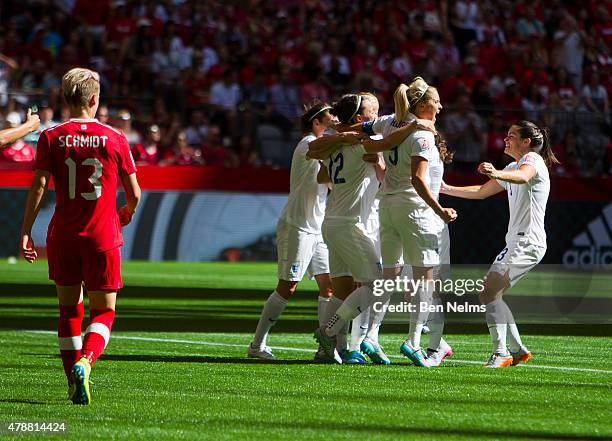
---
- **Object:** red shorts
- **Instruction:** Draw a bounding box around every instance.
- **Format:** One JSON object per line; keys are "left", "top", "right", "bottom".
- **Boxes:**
{"left": 47, "top": 240, "right": 123, "bottom": 291}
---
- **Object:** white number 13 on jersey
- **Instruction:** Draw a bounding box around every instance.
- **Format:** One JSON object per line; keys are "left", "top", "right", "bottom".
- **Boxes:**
{"left": 64, "top": 157, "right": 103, "bottom": 200}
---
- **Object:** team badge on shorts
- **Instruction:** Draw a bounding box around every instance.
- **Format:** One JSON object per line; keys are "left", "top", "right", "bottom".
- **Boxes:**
{"left": 290, "top": 263, "right": 301, "bottom": 277}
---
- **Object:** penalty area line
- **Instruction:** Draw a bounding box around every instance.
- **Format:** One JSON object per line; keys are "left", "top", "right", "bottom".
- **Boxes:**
{"left": 22, "top": 330, "right": 612, "bottom": 374}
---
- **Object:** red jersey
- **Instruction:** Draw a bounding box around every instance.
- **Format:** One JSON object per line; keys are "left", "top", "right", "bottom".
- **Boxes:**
{"left": 35, "top": 119, "right": 137, "bottom": 251}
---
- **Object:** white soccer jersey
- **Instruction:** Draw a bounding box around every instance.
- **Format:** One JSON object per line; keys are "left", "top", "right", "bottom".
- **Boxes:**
{"left": 323, "top": 143, "right": 379, "bottom": 224}
{"left": 363, "top": 113, "right": 416, "bottom": 195}
{"left": 279, "top": 134, "right": 328, "bottom": 234}
{"left": 495, "top": 152, "right": 549, "bottom": 248}
{"left": 379, "top": 129, "right": 441, "bottom": 205}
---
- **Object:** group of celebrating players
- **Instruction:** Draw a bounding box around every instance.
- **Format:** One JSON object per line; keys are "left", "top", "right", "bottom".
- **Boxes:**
{"left": 16, "top": 66, "right": 557, "bottom": 406}
{"left": 247, "top": 76, "right": 558, "bottom": 370}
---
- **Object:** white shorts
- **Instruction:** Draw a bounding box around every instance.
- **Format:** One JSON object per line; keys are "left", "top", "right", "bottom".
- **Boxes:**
{"left": 488, "top": 238, "right": 546, "bottom": 288}
{"left": 276, "top": 219, "right": 329, "bottom": 281}
{"left": 365, "top": 213, "right": 381, "bottom": 258}
{"left": 322, "top": 221, "right": 382, "bottom": 283}
{"left": 380, "top": 203, "right": 442, "bottom": 268}
{"left": 401, "top": 222, "right": 450, "bottom": 280}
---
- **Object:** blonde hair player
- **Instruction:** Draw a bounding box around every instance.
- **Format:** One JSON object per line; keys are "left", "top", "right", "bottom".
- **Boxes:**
{"left": 21, "top": 67, "right": 141, "bottom": 404}
{"left": 247, "top": 101, "right": 335, "bottom": 361}
{"left": 441, "top": 120, "right": 558, "bottom": 368}
{"left": 308, "top": 95, "right": 427, "bottom": 363}
{"left": 376, "top": 77, "right": 457, "bottom": 368}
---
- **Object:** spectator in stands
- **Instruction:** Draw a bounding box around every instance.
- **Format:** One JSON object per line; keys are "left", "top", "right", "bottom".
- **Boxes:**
{"left": 516, "top": 7, "right": 545, "bottom": 41}
{"left": 444, "top": 93, "right": 487, "bottom": 172}
{"left": 115, "top": 109, "right": 142, "bottom": 147}
{"left": 97, "top": 104, "right": 110, "bottom": 125}
{"left": 184, "top": 110, "right": 209, "bottom": 148}
{"left": 450, "top": 0, "right": 479, "bottom": 56}
{"left": 268, "top": 68, "right": 301, "bottom": 136}
{"left": 0, "top": 53, "right": 17, "bottom": 107}
{"left": 132, "top": 124, "right": 162, "bottom": 165}
{"left": 554, "top": 14, "right": 586, "bottom": 89}
{"left": 172, "top": 131, "right": 203, "bottom": 166}
{"left": 522, "top": 83, "right": 547, "bottom": 122}
{"left": 0, "top": 112, "right": 36, "bottom": 164}
{"left": 552, "top": 129, "right": 582, "bottom": 177}
{"left": 581, "top": 70, "right": 610, "bottom": 125}
{"left": 201, "top": 125, "right": 238, "bottom": 167}
{"left": 485, "top": 112, "right": 508, "bottom": 168}
{"left": 236, "top": 135, "right": 262, "bottom": 168}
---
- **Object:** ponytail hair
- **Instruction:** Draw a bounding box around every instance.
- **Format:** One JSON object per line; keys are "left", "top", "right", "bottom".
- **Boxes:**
{"left": 435, "top": 132, "right": 453, "bottom": 164}
{"left": 393, "top": 84, "right": 410, "bottom": 123}
{"left": 513, "top": 120, "right": 559, "bottom": 167}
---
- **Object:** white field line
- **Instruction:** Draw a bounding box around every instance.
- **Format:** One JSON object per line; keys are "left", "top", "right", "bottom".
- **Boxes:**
{"left": 22, "top": 330, "right": 612, "bottom": 374}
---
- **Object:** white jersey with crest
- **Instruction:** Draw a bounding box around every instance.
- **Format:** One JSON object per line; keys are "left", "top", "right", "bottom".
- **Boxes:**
{"left": 323, "top": 143, "right": 378, "bottom": 225}
{"left": 362, "top": 113, "right": 416, "bottom": 195}
{"left": 279, "top": 134, "right": 328, "bottom": 234}
{"left": 495, "top": 152, "right": 549, "bottom": 248}
{"left": 379, "top": 129, "right": 440, "bottom": 206}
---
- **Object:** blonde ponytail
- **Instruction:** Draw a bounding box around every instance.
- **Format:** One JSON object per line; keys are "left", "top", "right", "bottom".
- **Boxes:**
{"left": 393, "top": 84, "right": 410, "bottom": 123}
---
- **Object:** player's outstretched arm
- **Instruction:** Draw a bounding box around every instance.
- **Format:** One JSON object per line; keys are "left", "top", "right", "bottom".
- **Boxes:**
{"left": 307, "top": 132, "right": 364, "bottom": 160}
{"left": 441, "top": 178, "right": 505, "bottom": 200}
{"left": 362, "top": 119, "right": 435, "bottom": 153}
{"left": 21, "top": 169, "right": 49, "bottom": 262}
{"left": 412, "top": 157, "right": 457, "bottom": 224}
{"left": 479, "top": 162, "right": 536, "bottom": 184}
{"left": 118, "top": 173, "right": 141, "bottom": 226}
{"left": 0, "top": 109, "right": 40, "bottom": 147}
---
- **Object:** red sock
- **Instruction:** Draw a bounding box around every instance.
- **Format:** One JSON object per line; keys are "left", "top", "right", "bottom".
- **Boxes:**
{"left": 82, "top": 308, "right": 115, "bottom": 365}
{"left": 58, "top": 302, "right": 84, "bottom": 384}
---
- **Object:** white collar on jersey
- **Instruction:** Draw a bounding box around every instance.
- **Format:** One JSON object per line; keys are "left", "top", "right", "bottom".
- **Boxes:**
{"left": 70, "top": 118, "right": 97, "bottom": 122}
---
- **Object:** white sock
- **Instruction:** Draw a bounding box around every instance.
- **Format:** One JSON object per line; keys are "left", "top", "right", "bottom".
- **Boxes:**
{"left": 486, "top": 298, "right": 510, "bottom": 355}
{"left": 350, "top": 308, "right": 370, "bottom": 351}
{"left": 427, "top": 297, "right": 445, "bottom": 350}
{"left": 323, "top": 296, "right": 343, "bottom": 326}
{"left": 326, "top": 286, "right": 372, "bottom": 336}
{"left": 366, "top": 289, "right": 392, "bottom": 345}
{"left": 252, "top": 291, "right": 288, "bottom": 348}
{"left": 336, "top": 322, "right": 349, "bottom": 352}
{"left": 507, "top": 324, "right": 524, "bottom": 353}
{"left": 317, "top": 296, "right": 331, "bottom": 327}
{"left": 407, "top": 284, "right": 433, "bottom": 348}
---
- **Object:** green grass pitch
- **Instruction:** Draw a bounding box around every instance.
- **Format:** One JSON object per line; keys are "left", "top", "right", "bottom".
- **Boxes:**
{"left": 0, "top": 260, "right": 610, "bottom": 440}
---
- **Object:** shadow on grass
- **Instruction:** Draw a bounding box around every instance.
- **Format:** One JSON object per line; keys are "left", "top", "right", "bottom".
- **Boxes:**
{"left": 99, "top": 354, "right": 317, "bottom": 365}
{"left": 212, "top": 418, "right": 610, "bottom": 441}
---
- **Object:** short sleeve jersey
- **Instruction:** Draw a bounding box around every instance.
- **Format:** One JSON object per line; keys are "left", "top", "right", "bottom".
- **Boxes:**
{"left": 323, "top": 143, "right": 378, "bottom": 224}
{"left": 362, "top": 113, "right": 417, "bottom": 195}
{"left": 279, "top": 134, "right": 328, "bottom": 234}
{"left": 379, "top": 129, "right": 440, "bottom": 206}
{"left": 495, "top": 152, "right": 549, "bottom": 247}
{"left": 35, "top": 119, "right": 137, "bottom": 251}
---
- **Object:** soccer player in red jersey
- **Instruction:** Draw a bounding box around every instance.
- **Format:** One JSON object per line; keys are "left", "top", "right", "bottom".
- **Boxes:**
{"left": 20, "top": 67, "right": 141, "bottom": 405}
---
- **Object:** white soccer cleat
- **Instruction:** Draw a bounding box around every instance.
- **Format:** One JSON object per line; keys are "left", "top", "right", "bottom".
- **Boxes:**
{"left": 426, "top": 340, "right": 454, "bottom": 367}
{"left": 483, "top": 353, "right": 513, "bottom": 369}
{"left": 247, "top": 343, "right": 275, "bottom": 360}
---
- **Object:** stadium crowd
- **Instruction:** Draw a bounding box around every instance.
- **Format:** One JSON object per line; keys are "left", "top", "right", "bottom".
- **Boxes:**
{"left": 0, "top": 0, "right": 610, "bottom": 176}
